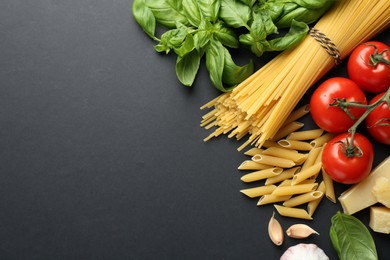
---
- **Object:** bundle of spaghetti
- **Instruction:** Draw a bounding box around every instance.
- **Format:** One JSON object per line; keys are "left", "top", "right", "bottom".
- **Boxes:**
{"left": 201, "top": 0, "right": 390, "bottom": 151}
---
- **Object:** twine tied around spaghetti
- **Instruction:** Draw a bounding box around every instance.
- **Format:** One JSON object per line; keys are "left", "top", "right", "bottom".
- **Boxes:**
{"left": 309, "top": 27, "right": 342, "bottom": 66}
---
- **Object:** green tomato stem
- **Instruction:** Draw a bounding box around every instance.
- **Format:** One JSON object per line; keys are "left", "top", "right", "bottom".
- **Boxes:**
{"left": 346, "top": 87, "right": 390, "bottom": 154}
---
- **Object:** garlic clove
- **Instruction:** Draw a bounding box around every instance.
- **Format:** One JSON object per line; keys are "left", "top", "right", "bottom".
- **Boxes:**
{"left": 268, "top": 212, "right": 284, "bottom": 246}
{"left": 286, "top": 224, "right": 319, "bottom": 239}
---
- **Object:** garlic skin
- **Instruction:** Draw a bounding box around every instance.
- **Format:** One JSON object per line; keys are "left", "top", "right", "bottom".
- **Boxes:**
{"left": 280, "top": 243, "right": 329, "bottom": 260}
{"left": 268, "top": 212, "right": 284, "bottom": 246}
{"left": 286, "top": 224, "right": 319, "bottom": 239}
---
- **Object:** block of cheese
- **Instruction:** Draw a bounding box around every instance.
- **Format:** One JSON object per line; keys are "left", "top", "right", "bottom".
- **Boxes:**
{"left": 370, "top": 206, "right": 390, "bottom": 234}
{"left": 338, "top": 156, "right": 390, "bottom": 215}
{"left": 372, "top": 177, "right": 390, "bottom": 208}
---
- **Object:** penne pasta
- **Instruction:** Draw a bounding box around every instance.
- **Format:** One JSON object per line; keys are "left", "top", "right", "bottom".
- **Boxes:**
{"left": 262, "top": 147, "right": 307, "bottom": 164}
{"left": 238, "top": 160, "right": 270, "bottom": 170}
{"left": 271, "top": 121, "right": 304, "bottom": 141}
{"left": 301, "top": 147, "right": 323, "bottom": 171}
{"left": 287, "top": 129, "right": 324, "bottom": 141}
{"left": 257, "top": 194, "right": 292, "bottom": 206}
{"left": 252, "top": 154, "right": 296, "bottom": 168}
{"left": 271, "top": 183, "right": 318, "bottom": 196}
{"left": 278, "top": 139, "right": 313, "bottom": 151}
{"left": 265, "top": 167, "right": 300, "bottom": 185}
{"left": 281, "top": 104, "right": 310, "bottom": 127}
{"left": 322, "top": 168, "right": 336, "bottom": 203}
{"left": 292, "top": 162, "right": 322, "bottom": 185}
{"left": 283, "top": 191, "right": 323, "bottom": 207}
{"left": 274, "top": 205, "right": 313, "bottom": 220}
{"left": 307, "top": 181, "right": 326, "bottom": 216}
{"left": 241, "top": 167, "right": 283, "bottom": 183}
{"left": 240, "top": 185, "right": 277, "bottom": 198}
{"left": 244, "top": 147, "right": 264, "bottom": 156}
{"left": 310, "top": 133, "right": 335, "bottom": 148}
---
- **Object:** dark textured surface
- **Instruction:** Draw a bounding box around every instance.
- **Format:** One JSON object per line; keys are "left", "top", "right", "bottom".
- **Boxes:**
{"left": 1, "top": 1, "right": 389, "bottom": 259}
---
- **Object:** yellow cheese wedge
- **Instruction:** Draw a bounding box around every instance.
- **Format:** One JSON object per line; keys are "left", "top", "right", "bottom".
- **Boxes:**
{"left": 372, "top": 177, "right": 390, "bottom": 208}
{"left": 338, "top": 156, "right": 390, "bottom": 215}
{"left": 370, "top": 206, "right": 390, "bottom": 234}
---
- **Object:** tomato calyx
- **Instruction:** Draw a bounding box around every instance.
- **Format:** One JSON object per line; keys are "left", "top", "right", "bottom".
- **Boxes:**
{"left": 335, "top": 137, "right": 363, "bottom": 158}
{"left": 364, "top": 43, "right": 390, "bottom": 67}
{"left": 329, "top": 98, "right": 366, "bottom": 120}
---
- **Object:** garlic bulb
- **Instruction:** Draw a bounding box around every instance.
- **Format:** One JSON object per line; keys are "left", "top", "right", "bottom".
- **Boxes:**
{"left": 280, "top": 243, "right": 329, "bottom": 260}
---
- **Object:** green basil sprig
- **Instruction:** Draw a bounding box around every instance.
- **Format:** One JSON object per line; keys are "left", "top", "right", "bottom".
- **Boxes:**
{"left": 132, "top": 0, "right": 334, "bottom": 91}
{"left": 330, "top": 212, "right": 378, "bottom": 260}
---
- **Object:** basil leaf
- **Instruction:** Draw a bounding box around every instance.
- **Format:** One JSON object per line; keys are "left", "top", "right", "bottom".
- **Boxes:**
{"left": 222, "top": 48, "right": 253, "bottom": 86}
{"left": 330, "top": 212, "right": 378, "bottom": 260}
{"left": 293, "top": 0, "right": 331, "bottom": 9}
{"left": 206, "top": 40, "right": 227, "bottom": 92}
{"left": 176, "top": 49, "right": 201, "bottom": 87}
{"left": 132, "top": 0, "right": 157, "bottom": 40}
{"left": 182, "top": 0, "right": 202, "bottom": 27}
{"left": 174, "top": 33, "right": 195, "bottom": 57}
{"left": 219, "top": 0, "right": 251, "bottom": 29}
{"left": 214, "top": 21, "right": 239, "bottom": 48}
{"left": 146, "top": 0, "right": 189, "bottom": 29}
{"left": 154, "top": 28, "right": 188, "bottom": 54}
{"left": 267, "top": 20, "right": 308, "bottom": 51}
{"left": 194, "top": 19, "right": 214, "bottom": 50}
{"left": 198, "top": 0, "right": 221, "bottom": 22}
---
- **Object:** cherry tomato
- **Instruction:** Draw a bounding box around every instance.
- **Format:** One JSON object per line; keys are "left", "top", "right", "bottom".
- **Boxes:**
{"left": 366, "top": 92, "right": 390, "bottom": 145}
{"left": 347, "top": 41, "right": 390, "bottom": 93}
{"left": 310, "top": 77, "right": 367, "bottom": 133}
{"left": 322, "top": 132, "right": 374, "bottom": 184}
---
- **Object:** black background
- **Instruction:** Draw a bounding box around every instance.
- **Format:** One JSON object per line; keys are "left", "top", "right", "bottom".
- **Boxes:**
{"left": 1, "top": 0, "right": 389, "bottom": 259}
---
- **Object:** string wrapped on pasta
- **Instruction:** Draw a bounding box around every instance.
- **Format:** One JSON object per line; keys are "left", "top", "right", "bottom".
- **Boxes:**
{"left": 201, "top": 0, "right": 390, "bottom": 151}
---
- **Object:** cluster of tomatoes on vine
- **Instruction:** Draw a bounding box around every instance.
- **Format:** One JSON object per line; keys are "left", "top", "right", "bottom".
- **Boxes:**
{"left": 309, "top": 41, "right": 390, "bottom": 185}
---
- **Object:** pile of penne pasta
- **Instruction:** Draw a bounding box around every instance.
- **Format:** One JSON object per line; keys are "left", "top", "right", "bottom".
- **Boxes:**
{"left": 238, "top": 105, "right": 337, "bottom": 220}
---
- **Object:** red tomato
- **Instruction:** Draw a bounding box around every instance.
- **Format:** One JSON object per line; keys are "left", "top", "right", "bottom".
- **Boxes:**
{"left": 366, "top": 92, "right": 390, "bottom": 145}
{"left": 310, "top": 77, "right": 367, "bottom": 133}
{"left": 322, "top": 132, "right": 374, "bottom": 184}
{"left": 347, "top": 41, "right": 390, "bottom": 93}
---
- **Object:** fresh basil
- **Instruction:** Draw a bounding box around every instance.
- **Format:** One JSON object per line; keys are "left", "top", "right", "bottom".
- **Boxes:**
{"left": 132, "top": 0, "right": 157, "bottom": 40}
{"left": 182, "top": 0, "right": 202, "bottom": 27}
{"left": 206, "top": 40, "right": 226, "bottom": 92}
{"left": 132, "top": 0, "right": 333, "bottom": 91}
{"left": 219, "top": 0, "right": 251, "bottom": 29}
{"left": 176, "top": 49, "right": 201, "bottom": 86}
{"left": 330, "top": 212, "right": 378, "bottom": 260}
{"left": 222, "top": 48, "right": 253, "bottom": 87}
{"left": 145, "top": 0, "right": 189, "bottom": 29}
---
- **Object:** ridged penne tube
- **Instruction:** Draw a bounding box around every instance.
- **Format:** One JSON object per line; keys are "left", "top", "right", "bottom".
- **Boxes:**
{"left": 271, "top": 183, "right": 318, "bottom": 196}
{"left": 240, "top": 185, "right": 277, "bottom": 198}
{"left": 310, "top": 133, "right": 335, "bottom": 148}
{"left": 257, "top": 194, "right": 292, "bottom": 206}
{"left": 301, "top": 147, "right": 323, "bottom": 171}
{"left": 283, "top": 191, "right": 324, "bottom": 207}
{"left": 238, "top": 160, "right": 270, "bottom": 170}
{"left": 307, "top": 181, "right": 326, "bottom": 216}
{"left": 274, "top": 205, "right": 313, "bottom": 220}
{"left": 286, "top": 129, "right": 324, "bottom": 141}
{"left": 252, "top": 154, "right": 296, "bottom": 168}
{"left": 262, "top": 140, "right": 284, "bottom": 149}
{"left": 292, "top": 162, "right": 322, "bottom": 185}
{"left": 271, "top": 121, "right": 304, "bottom": 141}
{"left": 278, "top": 139, "right": 313, "bottom": 151}
{"left": 241, "top": 167, "right": 283, "bottom": 183}
{"left": 322, "top": 168, "right": 336, "bottom": 203}
{"left": 244, "top": 147, "right": 264, "bottom": 156}
{"left": 281, "top": 104, "right": 310, "bottom": 127}
{"left": 265, "top": 167, "right": 301, "bottom": 185}
{"left": 262, "top": 147, "right": 307, "bottom": 164}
